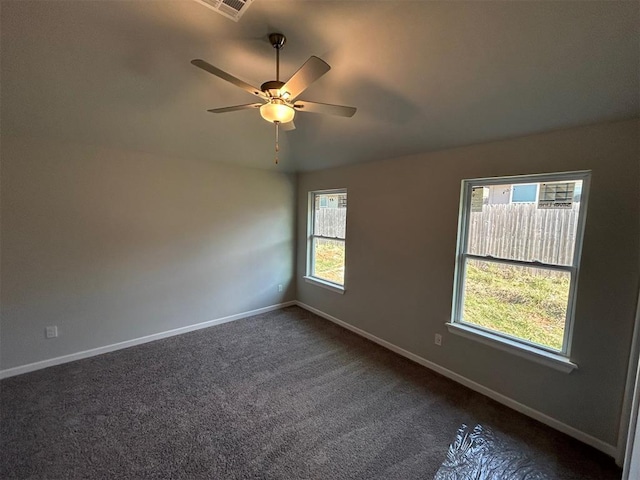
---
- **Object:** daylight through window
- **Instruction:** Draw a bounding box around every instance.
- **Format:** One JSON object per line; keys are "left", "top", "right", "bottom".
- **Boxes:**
{"left": 308, "top": 190, "right": 347, "bottom": 287}
{"left": 451, "top": 172, "right": 590, "bottom": 356}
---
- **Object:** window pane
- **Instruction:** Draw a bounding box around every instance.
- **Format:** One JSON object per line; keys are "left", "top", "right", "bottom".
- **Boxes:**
{"left": 313, "top": 238, "right": 345, "bottom": 284}
{"left": 467, "top": 180, "right": 582, "bottom": 265}
{"left": 462, "top": 259, "right": 570, "bottom": 351}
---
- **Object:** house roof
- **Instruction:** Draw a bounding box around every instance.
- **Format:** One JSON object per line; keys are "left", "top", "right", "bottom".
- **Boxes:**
{"left": 2, "top": 0, "right": 638, "bottom": 171}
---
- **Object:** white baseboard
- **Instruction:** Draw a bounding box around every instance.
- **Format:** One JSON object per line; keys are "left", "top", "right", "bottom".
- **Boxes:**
{"left": 295, "top": 301, "right": 618, "bottom": 458}
{"left": 0, "top": 301, "right": 296, "bottom": 380}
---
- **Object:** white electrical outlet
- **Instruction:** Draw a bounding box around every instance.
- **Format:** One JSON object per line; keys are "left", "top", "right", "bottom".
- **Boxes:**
{"left": 278, "top": 284, "right": 283, "bottom": 292}
{"left": 434, "top": 333, "right": 442, "bottom": 346}
{"left": 45, "top": 326, "right": 58, "bottom": 339}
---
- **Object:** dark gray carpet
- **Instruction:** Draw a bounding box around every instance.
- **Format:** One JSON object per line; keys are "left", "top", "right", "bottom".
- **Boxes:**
{"left": 1, "top": 306, "right": 621, "bottom": 479}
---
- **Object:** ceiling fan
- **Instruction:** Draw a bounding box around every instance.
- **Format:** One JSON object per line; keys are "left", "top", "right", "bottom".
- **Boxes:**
{"left": 191, "top": 33, "right": 356, "bottom": 163}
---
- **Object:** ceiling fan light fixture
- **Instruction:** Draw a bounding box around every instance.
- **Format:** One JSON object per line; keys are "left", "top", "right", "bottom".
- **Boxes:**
{"left": 260, "top": 101, "right": 295, "bottom": 124}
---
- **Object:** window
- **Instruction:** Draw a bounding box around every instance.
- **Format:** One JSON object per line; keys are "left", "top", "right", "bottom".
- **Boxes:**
{"left": 448, "top": 171, "right": 590, "bottom": 372}
{"left": 306, "top": 190, "right": 347, "bottom": 292}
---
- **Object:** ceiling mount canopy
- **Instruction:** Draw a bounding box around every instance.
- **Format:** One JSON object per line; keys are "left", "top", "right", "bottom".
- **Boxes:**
{"left": 269, "top": 32, "right": 286, "bottom": 52}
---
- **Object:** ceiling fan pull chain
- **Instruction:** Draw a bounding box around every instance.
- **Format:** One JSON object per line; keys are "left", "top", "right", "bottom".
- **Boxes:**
{"left": 274, "top": 121, "right": 280, "bottom": 164}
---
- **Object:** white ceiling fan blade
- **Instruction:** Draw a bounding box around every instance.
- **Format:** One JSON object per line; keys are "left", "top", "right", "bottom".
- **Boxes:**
{"left": 281, "top": 56, "right": 330, "bottom": 100}
{"left": 293, "top": 100, "right": 356, "bottom": 118}
{"left": 207, "top": 103, "right": 263, "bottom": 113}
{"left": 191, "top": 59, "right": 266, "bottom": 99}
{"left": 280, "top": 121, "right": 296, "bottom": 131}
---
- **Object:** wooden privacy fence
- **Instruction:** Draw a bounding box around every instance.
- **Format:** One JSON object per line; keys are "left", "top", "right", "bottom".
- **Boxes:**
{"left": 314, "top": 208, "right": 347, "bottom": 239}
{"left": 315, "top": 203, "right": 580, "bottom": 266}
{"left": 468, "top": 203, "right": 580, "bottom": 265}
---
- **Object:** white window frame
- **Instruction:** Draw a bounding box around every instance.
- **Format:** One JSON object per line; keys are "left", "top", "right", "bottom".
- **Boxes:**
{"left": 304, "top": 189, "right": 347, "bottom": 294}
{"left": 447, "top": 171, "right": 591, "bottom": 373}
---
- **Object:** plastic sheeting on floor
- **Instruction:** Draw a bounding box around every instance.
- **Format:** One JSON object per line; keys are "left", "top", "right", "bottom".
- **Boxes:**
{"left": 434, "top": 424, "right": 550, "bottom": 480}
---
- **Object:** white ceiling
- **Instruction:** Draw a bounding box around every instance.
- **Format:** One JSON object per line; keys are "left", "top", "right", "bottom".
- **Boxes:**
{"left": 2, "top": 0, "right": 638, "bottom": 172}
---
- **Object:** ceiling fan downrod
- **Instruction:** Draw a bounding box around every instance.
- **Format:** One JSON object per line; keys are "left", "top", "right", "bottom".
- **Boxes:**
{"left": 269, "top": 33, "right": 286, "bottom": 82}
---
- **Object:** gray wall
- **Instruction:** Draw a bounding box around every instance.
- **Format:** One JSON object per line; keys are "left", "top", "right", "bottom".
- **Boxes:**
{"left": 296, "top": 119, "right": 640, "bottom": 446}
{"left": 1, "top": 137, "right": 296, "bottom": 370}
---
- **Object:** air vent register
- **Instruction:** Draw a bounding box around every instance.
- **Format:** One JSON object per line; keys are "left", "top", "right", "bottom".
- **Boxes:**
{"left": 193, "top": 0, "right": 254, "bottom": 22}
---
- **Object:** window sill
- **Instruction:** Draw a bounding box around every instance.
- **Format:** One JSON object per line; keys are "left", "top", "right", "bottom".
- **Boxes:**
{"left": 303, "top": 276, "right": 345, "bottom": 294}
{"left": 445, "top": 322, "right": 577, "bottom": 373}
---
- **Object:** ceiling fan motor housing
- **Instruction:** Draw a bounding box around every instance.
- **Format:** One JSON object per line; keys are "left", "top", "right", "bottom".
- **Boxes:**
{"left": 261, "top": 80, "right": 286, "bottom": 98}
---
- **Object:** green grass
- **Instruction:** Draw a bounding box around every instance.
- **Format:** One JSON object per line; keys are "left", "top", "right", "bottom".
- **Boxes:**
{"left": 313, "top": 240, "right": 345, "bottom": 284}
{"left": 463, "top": 260, "right": 570, "bottom": 350}
{"left": 313, "top": 243, "right": 568, "bottom": 350}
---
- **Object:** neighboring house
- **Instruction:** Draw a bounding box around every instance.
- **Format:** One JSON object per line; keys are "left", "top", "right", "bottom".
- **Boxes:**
{"left": 486, "top": 185, "right": 512, "bottom": 204}
{"left": 486, "top": 184, "right": 537, "bottom": 204}
{"left": 316, "top": 193, "right": 347, "bottom": 209}
{"left": 485, "top": 183, "right": 582, "bottom": 205}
